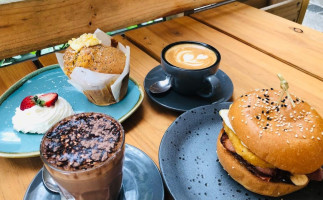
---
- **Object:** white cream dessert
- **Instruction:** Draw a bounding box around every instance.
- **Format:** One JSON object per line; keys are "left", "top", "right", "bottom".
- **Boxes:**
{"left": 12, "top": 93, "right": 74, "bottom": 134}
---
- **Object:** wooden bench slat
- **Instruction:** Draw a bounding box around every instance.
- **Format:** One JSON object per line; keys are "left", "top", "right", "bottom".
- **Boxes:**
{"left": 0, "top": 0, "right": 223, "bottom": 60}
{"left": 191, "top": 2, "right": 323, "bottom": 81}
{"left": 125, "top": 16, "right": 323, "bottom": 114}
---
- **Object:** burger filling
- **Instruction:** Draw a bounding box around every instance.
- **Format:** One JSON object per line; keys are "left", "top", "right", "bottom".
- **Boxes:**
{"left": 220, "top": 130, "right": 293, "bottom": 184}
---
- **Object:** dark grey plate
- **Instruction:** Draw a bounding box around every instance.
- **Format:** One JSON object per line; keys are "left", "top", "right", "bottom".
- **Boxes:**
{"left": 24, "top": 144, "right": 164, "bottom": 200}
{"left": 159, "top": 102, "right": 323, "bottom": 200}
{"left": 144, "top": 65, "right": 233, "bottom": 112}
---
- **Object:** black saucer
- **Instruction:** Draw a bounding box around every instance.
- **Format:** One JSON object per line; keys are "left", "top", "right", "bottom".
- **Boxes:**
{"left": 144, "top": 65, "right": 233, "bottom": 112}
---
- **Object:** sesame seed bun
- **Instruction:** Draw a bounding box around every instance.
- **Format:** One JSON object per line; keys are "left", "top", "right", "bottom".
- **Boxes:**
{"left": 228, "top": 89, "right": 323, "bottom": 174}
{"left": 217, "top": 129, "right": 307, "bottom": 197}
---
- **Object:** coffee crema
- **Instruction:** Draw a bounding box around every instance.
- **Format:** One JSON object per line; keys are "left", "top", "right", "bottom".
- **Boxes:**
{"left": 165, "top": 43, "right": 217, "bottom": 70}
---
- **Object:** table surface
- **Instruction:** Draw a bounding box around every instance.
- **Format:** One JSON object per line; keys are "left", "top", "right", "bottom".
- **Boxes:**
{"left": 0, "top": 2, "right": 322, "bottom": 200}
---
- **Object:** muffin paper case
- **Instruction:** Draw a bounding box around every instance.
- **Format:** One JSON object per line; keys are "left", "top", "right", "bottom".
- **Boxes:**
{"left": 56, "top": 29, "right": 130, "bottom": 106}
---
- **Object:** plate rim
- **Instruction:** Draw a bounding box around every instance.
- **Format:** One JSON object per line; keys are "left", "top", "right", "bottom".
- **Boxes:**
{"left": 0, "top": 64, "right": 144, "bottom": 158}
{"left": 23, "top": 144, "right": 164, "bottom": 200}
{"left": 158, "top": 102, "right": 232, "bottom": 199}
{"left": 144, "top": 65, "right": 233, "bottom": 112}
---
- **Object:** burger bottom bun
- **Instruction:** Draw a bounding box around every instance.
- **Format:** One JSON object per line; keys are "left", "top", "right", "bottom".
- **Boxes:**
{"left": 216, "top": 129, "right": 307, "bottom": 197}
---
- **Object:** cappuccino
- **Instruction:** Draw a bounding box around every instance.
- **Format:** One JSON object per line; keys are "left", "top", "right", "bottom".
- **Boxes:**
{"left": 165, "top": 43, "right": 217, "bottom": 70}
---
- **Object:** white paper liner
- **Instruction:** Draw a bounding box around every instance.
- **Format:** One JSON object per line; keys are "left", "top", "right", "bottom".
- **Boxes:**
{"left": 56, "top": 28, "right": 130, "bottom": 102}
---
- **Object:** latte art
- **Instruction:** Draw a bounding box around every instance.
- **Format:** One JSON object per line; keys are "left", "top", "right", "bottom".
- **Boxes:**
{"left": 165, "top": 44, "right": 217, "bottom": 70}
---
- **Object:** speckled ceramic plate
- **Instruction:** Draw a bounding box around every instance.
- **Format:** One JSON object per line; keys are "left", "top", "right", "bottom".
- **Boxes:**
{"left": 24, "top": 144, "right": 164, "bottom": 200}
{"left": 144, "top": 65, "right": 233, "bottom": 112}
{"left": 159, "top": 102, "right": 323, "bottom": 200}
{"left": 0, "top": 65, "right": 144, "bottom": 158}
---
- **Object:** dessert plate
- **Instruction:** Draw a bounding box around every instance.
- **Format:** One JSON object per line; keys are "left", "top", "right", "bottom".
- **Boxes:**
{"left": 144, "top": 65, "right": 233, "bottom": 112}
{"left": 0, "top": 65, "right": 144, "bottom": 158}
{"left": 159, "top": 102, "right": 323, "bottom": 200}
{"left": 24, "top": 144, "right": 164, "bottom": 200}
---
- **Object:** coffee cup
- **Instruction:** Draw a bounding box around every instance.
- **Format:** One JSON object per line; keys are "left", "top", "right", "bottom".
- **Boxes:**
{"left": 161, "top": 41, "right": 221, "bottom": 98}
{"left": 40, "top": 112, "right": 125, "bottom": 200}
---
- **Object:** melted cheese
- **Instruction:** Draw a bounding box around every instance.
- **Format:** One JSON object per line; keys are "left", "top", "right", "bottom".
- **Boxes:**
{"left": 68, "top": 33, "right": 101, "bottom": 52}
{"left": 219, "top": 109, "right": 275, "bottom": 168}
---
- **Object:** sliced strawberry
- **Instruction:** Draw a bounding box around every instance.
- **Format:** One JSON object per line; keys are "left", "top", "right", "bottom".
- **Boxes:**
{"left": 20, "top": 96, "right": 36, "bottom": 111}
{"left": 38, "top": 93, "right": 58, "bottom": 107}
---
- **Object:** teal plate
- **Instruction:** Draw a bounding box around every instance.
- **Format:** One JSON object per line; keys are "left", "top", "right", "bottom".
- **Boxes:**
{"left": 0, "top": 65, "right": 144, "bottom": 158}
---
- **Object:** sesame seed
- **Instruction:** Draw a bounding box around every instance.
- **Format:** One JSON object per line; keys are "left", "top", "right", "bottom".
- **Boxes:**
{"left": 287, "top": 140, "right": 290, "bottom": 144}
{"left": 295, "top": 134, "right": 298, "bottom": 138}
{"left": 311, "top": 136, "right": 315, "bottom": 139}
{"left": 317, "top": 137, "right": 321, "bottom": 141}
{"left": 247, "top": 136, "right": 250, "bottom": 138}
{"left": 303, "top": 135, "right": 306, "bottom": 139}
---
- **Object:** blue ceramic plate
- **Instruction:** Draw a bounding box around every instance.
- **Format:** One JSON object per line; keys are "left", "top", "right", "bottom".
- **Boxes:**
{"left": 24, "top": 144, "right": 164, "bottom": 200}
{"left": 0, "top": 65, "right": 144, "bottom": 158}
{"left": 144, "top": 65, "right": 233, "bottom": 112}
{"left": 159, "top": 102, "right": 323, "bottom": 200}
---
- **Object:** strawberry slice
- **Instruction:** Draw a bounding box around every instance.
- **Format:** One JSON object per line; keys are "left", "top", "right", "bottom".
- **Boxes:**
{"left": 19, "top": 93, "right": 59, "bottom": 111}
{"left": 38, "top": 93, "right": 58, "bottom": 107}
{"left": 20, "top": 96, "right": 36, "bottom": 111}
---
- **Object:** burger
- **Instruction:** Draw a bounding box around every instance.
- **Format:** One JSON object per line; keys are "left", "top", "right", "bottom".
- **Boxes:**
{"left": 217, "top": 88, "right": 323, "bottom": 197}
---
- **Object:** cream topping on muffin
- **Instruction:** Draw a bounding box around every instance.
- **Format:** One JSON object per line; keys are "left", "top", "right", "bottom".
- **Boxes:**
{"left": 12, "top": 97, "right": 74, "bottom": 134}
{"left": 68, "top": 33, "right": 101, "bottom": 52}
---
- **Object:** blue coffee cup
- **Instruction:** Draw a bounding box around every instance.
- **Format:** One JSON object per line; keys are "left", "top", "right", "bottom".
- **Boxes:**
{"left": 161, "top": 41, "right": 221, "bottom": 98}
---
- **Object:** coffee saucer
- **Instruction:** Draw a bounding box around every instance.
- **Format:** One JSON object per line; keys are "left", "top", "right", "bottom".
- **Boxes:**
{"left": 24, "top": 144, "right": 164, "bottom": 200}
{"left": 144, "top": 65, "right": 233, "bottom": 112}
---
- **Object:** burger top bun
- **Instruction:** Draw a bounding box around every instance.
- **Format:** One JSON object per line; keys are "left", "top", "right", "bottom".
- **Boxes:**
{"left": 228, "top": 89, "right": 323, "bottom": 174}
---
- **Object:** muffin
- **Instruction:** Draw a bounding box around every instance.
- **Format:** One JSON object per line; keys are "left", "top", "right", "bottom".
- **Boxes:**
{"left": 60, "top": 31, "right": 130, "bottom": 106}
{"left": 63, "top": 44, "right": 126, "bottom": 78}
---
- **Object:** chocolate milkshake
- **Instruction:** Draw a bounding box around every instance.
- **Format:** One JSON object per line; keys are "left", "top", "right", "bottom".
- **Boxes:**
{"left": 40, "top": 112, "right": 125, "bottom": 200}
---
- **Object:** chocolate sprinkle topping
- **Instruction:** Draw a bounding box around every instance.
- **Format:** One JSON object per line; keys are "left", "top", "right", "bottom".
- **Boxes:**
{"left": 41, "top": 113, "right": 123, "bottom": 171}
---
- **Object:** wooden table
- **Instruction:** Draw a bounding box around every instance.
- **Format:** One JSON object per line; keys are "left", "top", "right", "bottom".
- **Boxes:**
{"left": 0, "top": 2, "right": 322, "bottom": 200}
